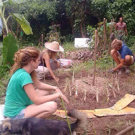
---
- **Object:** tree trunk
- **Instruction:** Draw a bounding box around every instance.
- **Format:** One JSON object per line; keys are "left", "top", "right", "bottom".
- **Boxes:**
{"left": 80, "top": 22, "right": 85, "bottom": 38}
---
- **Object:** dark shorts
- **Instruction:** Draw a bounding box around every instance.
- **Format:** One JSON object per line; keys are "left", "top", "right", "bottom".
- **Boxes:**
{"left": 131, "top": 55, "right": 135, "bottom": 64}
{"left": 134, "top": 56, "right": 135, "bottom": 62}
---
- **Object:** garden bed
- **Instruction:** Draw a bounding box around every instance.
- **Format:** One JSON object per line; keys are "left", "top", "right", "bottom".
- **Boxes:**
{"left": 44, "top": 53, "right": 135, "bottom": 135}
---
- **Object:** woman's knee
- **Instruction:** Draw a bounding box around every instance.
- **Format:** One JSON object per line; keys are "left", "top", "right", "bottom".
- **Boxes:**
{"left": 45, "top": 101, "right": 57, "bottom": 114}
{"left": 125, "top": 55, "right": 133, "bottom": 64}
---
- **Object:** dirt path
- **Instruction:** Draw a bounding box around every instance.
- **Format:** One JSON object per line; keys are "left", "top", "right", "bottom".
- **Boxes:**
{"left": 44, "top": 68, "right": 135, "bottom": 135}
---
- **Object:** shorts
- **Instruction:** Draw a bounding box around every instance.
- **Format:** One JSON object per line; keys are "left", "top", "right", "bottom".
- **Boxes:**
{"left": 131, "top": 56, "right": 135, "bottom": 64}
{"left": 7, "top": 109, "right": 25, "bottom": 120}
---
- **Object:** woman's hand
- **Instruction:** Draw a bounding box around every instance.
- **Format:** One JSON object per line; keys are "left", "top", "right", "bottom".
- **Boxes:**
{"left": 55, "top": 87, "right": 69, "bottom": 104}
{"left": 59, "top": 92, "right": 69, "bottom": 104}
{"left": 54, "top": 77, "right": 59, "bottom": 84}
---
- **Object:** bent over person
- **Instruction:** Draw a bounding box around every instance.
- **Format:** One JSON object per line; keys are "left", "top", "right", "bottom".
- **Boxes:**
{"left": 35, "top": 41, "right": 72, "bottom": 83}
{"left": 110, "top": 39, "right": 134, "bottom": 73}
{"left": 4, "top": 47, "right": 69, "bottom": 119}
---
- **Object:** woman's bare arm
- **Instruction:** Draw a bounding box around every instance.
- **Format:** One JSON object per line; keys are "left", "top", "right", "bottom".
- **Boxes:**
{"left": 24, "top": 83, "right": 69, "bottom": 104}
{"left": 24, "top": 84, "right": 60, "bottom": 105}
{"left": 113, "top": 59, "right": 124, "bottom": 71}
{"left": 34, "top": 78, "right": 57, "bottom": 90}
{"left": 43, "top": 52, "right": 59, "bottom": 83}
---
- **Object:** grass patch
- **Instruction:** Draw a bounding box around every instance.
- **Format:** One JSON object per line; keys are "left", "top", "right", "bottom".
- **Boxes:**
{"left": 71, "top": 61, "right": 93, "bottom": 73}
{"left": 0, "top": 72, "right": 10, "bottom": 98}
{"left": 62, "top": 42, "right": 77, "bottom": 52}
{"left": 96, "top": 55, "right": 114, "bottom": 70}
{"left": 71, "top": 55, "right": 113, "bottom": 74}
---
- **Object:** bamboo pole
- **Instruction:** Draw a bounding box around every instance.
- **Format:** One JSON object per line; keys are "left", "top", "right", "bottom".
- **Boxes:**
{"left": 108, "top": 18, "right": 114, "bottom": 54}
{"left": 115, "top": 124, "right": 135, "bottom": 135}
{"left": 92, "top": 30, "right": 98, "bottom": 86}
{"left": 96, "top": 88, "right": 99, "bottom": 103}
{"left": 103, "top": 18, "right": 107, "bottom": 51}
{"left": 40, "top": 34, "right": 44, "bottom": 50}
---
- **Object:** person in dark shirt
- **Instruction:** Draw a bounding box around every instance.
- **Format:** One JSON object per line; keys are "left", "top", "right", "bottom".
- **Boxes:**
{"left": 110, "top": 39, "right": 134, "bottom": 73}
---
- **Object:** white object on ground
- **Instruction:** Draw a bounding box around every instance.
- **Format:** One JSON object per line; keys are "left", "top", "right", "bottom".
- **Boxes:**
{"left": 74, "top": 38, "right": 90, "bottom": 48}
{"left": 35, "top": 66, "right": 49, "bottom": 80}
{"left": 0, "top": 104, "right": 5, "bottom": 124}
{"left": 58, "top": 59, "right": 73, "bottom": 68}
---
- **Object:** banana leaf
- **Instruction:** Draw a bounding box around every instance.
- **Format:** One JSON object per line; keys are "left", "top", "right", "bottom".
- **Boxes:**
{"left": 0, "top": 0, "right": 3, "bottom": 9}
{"left": 2, "top": 33, "right": 18, "bottom": 65}
{"left": 12, "top": 13, "right": 33, "bottom": 35}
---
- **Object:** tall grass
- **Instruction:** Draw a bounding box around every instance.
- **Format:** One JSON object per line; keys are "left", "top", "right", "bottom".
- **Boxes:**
{"left": 71, "top": 55, "right": 113, "bottom": 74}
{"left": 62, "top": 42, "right": 77, "bottom": 52}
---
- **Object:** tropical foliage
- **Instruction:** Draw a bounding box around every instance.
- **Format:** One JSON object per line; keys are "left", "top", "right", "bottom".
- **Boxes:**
{"left": 2, "top": 33, "right": 18, "bottom": 65}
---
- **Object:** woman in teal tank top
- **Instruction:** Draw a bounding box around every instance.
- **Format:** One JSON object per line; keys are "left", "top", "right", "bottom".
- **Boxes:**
{"left": 4, "top": 47, "right": 69, "bottom": 119}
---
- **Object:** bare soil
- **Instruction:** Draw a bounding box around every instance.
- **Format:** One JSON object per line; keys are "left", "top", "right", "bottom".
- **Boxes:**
{"left": 44, "top": 61, "right": 135, "bottom": 135}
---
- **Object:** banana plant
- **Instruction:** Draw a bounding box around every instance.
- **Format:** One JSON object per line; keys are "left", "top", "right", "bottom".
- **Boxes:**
{"left": 0, "top": 0, "right": 32, "bottom": 35}
{"left": 0, "top": 0, "right": 8, "bottom": 34}
{"left": 0, "top": 0, "right": 32, "bottom": 65}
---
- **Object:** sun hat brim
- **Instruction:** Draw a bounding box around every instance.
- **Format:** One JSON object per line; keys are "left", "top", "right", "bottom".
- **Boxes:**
{"left": 45, "top": 42, "right": 64, "bottom": 52}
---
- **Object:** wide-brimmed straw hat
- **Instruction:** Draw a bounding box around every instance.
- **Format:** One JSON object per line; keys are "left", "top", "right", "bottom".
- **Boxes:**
{"left": 45, "top": 41, "right": 64, "bottom": 52}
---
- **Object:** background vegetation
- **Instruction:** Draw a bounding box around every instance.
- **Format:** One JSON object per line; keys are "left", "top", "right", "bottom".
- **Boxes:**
{"left": 0, "top": 0, "right": 135, "bottom": 99}
{"left": 4, "top": 0, "right": 135, "bottom": 43}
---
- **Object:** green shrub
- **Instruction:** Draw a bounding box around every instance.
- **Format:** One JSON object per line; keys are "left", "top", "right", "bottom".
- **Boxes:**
{"left": 0, "top": 65, "right": 10, "bottom": 79}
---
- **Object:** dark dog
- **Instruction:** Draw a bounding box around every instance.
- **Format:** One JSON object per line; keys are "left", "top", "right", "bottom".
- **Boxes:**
{"left": 0, "top": 109, "right": 87, "bottom": 135}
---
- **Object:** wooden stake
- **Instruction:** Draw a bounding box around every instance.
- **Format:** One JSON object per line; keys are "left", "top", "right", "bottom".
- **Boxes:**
{"left": 108, "top": 18, "right": 114, "bottom": 54}
{"left": 72, "top": 71, "right": 75, "bottom": 84}
{"left": 116, "top": 74, "right": 120, "bottom": 92}
{"left": 103, "top": 18, "right": 107, "bottom": 51}
{"left": 41, "top": 34, "right": 44, "bottom": 46}
{"left": 84, "top": 88, "right": 87, "bottom": 102}
{"left": 75, "top": 82, "right": 78, "bottom": 99}
{"left": 38, "top": 34, "right": 44, "bottom": 50}
{"left": 64, "top": 78, "right": 69, "bottom": 92}
{"left": 115, "top": 124, "right": 135, "bottom": 135}
{"left": 92, "top": 30, "right": 98, "bottom": 86}
{"left": 96, "top": 88, "right": 99, "bottom": 103}
{"left": 69, "top": 81, "right": 72, "bottom": 96}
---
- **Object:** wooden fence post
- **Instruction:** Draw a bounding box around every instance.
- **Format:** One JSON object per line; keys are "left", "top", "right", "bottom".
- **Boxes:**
{"left": 103, "top": 18, "right": 107, "bottom": 51}
{"left": 92, "top": 30, "right": 98, "bottom": 86}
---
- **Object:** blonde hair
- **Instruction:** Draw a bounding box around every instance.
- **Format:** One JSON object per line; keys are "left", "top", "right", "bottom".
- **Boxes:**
{"left": 111, "top": 39, "right": 122, "bottom": 49}
{"left": 10, "top": 47, "right": 40, "bottom": 76}
{"left": 48, "top": 49, "right": 57, "bottom": 58}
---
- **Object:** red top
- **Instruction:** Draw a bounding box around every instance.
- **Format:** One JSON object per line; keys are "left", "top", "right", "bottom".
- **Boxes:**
{"left": 116, "top": 22, "right": 126, "bottom": 31}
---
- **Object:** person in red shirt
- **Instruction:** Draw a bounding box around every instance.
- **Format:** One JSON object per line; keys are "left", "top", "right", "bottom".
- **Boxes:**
{"left": 115, "top": 17, "right": 128, "bottom": 40}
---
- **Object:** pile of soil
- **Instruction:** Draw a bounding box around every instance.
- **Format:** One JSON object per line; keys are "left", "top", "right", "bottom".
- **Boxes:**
{"left": 61, "top": 49, "right": 93, "bottom": 61}
{"left": 74, "top": 77, "right": 108, "bottom": 95}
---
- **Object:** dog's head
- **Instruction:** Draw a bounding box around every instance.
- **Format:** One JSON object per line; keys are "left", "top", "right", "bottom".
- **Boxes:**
{"left": 0, "top": 120, "right": 11, "bottom": 135}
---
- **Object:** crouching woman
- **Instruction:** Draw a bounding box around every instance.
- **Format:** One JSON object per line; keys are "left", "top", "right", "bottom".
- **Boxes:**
{"left": 110, "top": 39, "right": 134, "bottom": 73}
{"left": 4, "top": 47, "right": 69, "bottom": 119}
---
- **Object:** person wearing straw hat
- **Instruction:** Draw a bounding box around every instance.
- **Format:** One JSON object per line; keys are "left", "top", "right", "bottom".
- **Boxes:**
{"left": 36, "top": 41, "right": 72, "bottom": 83}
